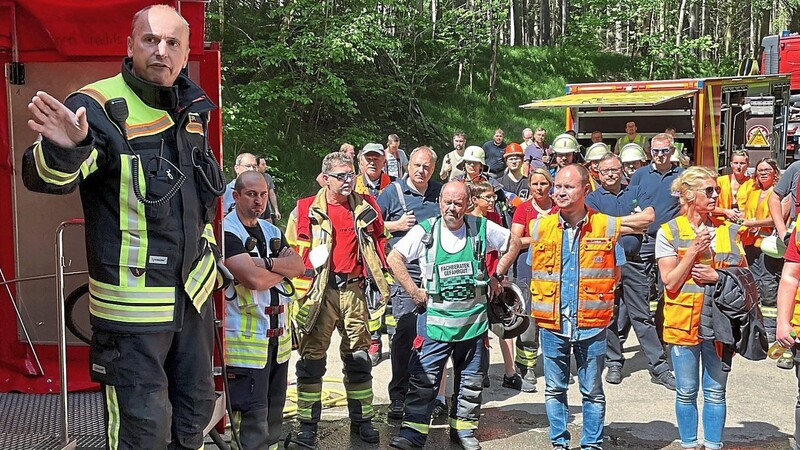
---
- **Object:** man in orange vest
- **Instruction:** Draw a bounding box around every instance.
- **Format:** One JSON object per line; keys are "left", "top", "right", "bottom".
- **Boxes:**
{"left": 529, "top": 164, "right": 625, "bottom": 450}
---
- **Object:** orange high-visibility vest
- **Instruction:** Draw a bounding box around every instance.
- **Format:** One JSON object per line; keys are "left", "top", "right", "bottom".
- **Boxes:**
{"left": 716, "top": 174, "right": 753, "bottom": 210}
{"left": 660, "top": 216, "right": 745, "bottom": 346}
{"left": 354, "top": 173, "right": 392, "bottom": 197}
{"left": 528, "top": 210, "right": 620, "bottom": 331}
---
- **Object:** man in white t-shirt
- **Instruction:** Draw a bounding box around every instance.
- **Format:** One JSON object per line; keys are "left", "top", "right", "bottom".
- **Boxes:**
{"left": 440, "top": 131, "right": 467, "bottom": 181}
{"left": 388, "top": 181, "right": 520, "bottom": 450}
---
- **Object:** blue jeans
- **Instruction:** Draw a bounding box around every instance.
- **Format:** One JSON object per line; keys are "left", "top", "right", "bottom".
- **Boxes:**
{"left": 540, "top": 328, "right": 606, "bottom": 449}
{"left": 671, "top": 340, "right": 729, "bottom": 450}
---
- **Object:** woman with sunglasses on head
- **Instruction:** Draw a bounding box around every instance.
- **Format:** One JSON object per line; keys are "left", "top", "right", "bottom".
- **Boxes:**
{"left": 507, "top": 168, "right": 558, "bottom": 391}
{"left": 656, "top": 166, "right": 747, "bottom": 450}
{"left": 739, "top": 158, "right": 788, "bottom": 361}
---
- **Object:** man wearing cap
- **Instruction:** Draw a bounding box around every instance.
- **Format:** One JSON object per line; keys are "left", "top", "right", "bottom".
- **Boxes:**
{"left": 523, "top": 127, "right": 550, "bottom": 173}
{"left": 584, "top": 142, "right": 611, "bottom": 191}
{"left": 628, "top": 133, "right": 683, "bottom": 339}
{"left": 377, "top": 146, "right": 442, "bottom": 420}
{"left": 353, "top": 143, "right": 395, "bottom": 365}
{"left": 619, "top": 143, "right": 647, "bottom": 182}
{"left": 614, "top": 121, "right": 650, "bottom": 153}
{"left": 499, "top": 143, "right": 528, "bottom": 213}
{"left": 483, "top": 128, "right": 508, "bottom": 178}
{"left": 549, "top": 133, "right": 579, "bottom": 178}
{"left": 586, "top": 153, "right": 676, "bottom": 390}
{"left": 355, "top": 143, "right": 394, "bottom": 198}
{"left": 441, "top": 131, "right": 468, "bottom": 181}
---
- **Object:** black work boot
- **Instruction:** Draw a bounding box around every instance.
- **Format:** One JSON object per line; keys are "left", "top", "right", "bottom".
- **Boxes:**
{"left": 351, "top": 421, "right": 380, "bottom": 443}
{"left": 296, "top": 423, "right": 318, "bottom": 449}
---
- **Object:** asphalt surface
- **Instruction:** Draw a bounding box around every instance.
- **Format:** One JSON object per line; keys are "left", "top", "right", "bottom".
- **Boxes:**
{"left": 208, "top": 331, "right": 798, "bottom": 450}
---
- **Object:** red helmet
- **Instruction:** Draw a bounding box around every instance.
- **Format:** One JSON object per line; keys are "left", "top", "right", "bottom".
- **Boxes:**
{"left": 504, "top": 142, "right": 524, "bottom": 158}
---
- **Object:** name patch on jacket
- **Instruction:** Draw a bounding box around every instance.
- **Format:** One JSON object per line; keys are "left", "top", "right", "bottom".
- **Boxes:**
{"left": 438, "top": 262, "right": 473, "bottom": 279}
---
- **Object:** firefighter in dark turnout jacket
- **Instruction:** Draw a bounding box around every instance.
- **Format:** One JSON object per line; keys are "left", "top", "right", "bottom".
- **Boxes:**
{"left": 22, "top": 6, "right": 225, "bottom": 449}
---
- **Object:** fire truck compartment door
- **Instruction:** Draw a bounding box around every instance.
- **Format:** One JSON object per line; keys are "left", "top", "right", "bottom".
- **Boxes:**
{"left": 520, "top": 89, "right": 697, "bottom": 109}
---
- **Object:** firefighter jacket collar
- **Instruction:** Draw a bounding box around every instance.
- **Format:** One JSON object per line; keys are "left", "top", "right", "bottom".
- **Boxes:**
{"left": 121, "top": 57, "right": 180, "bottom": 110}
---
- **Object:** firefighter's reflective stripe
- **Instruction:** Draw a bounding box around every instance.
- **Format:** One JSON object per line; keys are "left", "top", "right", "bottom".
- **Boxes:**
{"left": 367, "top": 316, "right": 382, "bottom": 333}
{"left": 450, "top": 417, "right": 478, "bottom": 430}
{"left": 105, "top": 385, "right": 121, "bottom": 450}
{"left": 297, "top": 385, "right": 322, "bottom": 421}
{"left": 32, "top": 141, "right": 101, "bottom": 185}
{"left": 226, "top": 337, "right": 269, "bottom": 367}
{"left": 80, "top": 76, "right": 175, "bottom": 140}
{"left": 184, "top": 249, "right": 217, "bottom": 313}
{"left": 89, "top": 278, "right": 175, "bottom": 323}
{"left": 127, "top": 115, "right": 174, "bottom": 139}
{"left": 762, "top": 306, "right": 777, "bottom": 318}
{"left": 402, "top": 421, "right": 429, "bottom": 435}
{"left": 118, "top": 154, "right": 148, "bottom": 288}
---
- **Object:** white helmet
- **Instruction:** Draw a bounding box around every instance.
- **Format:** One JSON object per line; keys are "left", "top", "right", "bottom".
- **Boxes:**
{"left": 457, "top": 146, "right": 486, "bottom": 170}
{"left": 619, "top": 143, "right": 647, "bottom": 163}
{"left": 551, "top": 134, "right": 579, "bottom": 154}
{"left": 585, "top": 142, "right": 611, "bottom": 161}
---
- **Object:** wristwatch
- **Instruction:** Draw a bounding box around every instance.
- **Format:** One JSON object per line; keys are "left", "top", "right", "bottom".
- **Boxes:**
{"left": 492, "top": 273, "right": 505, "bottom": 283}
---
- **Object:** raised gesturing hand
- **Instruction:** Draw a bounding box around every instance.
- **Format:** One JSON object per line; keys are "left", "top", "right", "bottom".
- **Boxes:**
{"left": 27, "top": 91, "right": 88, "bottom": 149}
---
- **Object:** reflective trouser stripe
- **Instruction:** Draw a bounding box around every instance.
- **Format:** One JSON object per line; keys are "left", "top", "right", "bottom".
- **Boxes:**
{"left": 368, "top": 316, "right": 382, "bottom": 333}
{"left": 105, "top": 385, "right": 120, "bottom": 450}
{"left": 649, "top": 300, "right": 659, "bottom": 313}
{"left": 762, "top": 306, "right": 777, "bottom": 318}
{"left": 345, "top": 381, "right": 374, "bottom": 420}
{"left": 385, "top": 314, "right": 396, "bottom": 328}
{"left": 297, "top": 383, "right": 322, "bottom": 422}
{"left": 515, "top": 348, "right": 537, "bottom": 368}
{"left": 450, "top": 417, "right": 479, "bottom": 430}
{"left": 402, "top": 421, "right": 429, "bottom": 435}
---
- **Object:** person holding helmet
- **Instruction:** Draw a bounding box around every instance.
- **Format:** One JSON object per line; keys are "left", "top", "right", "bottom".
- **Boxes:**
{"left": 585, "top": 142, "right": 611, "bottom": 191}
{"left": 499, "top": 143, "right": 528, "bottom": 214}
{"left": 619, "top": 143, "right": 648, "bottom": 181}
{"left": 549, "top": 133, "right": 579, "bottom": 178}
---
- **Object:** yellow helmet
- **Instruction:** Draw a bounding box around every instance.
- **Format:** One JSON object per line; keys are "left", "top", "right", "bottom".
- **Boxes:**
{"left": 551, "top": 134, "right": 579, "bottom": 154}
{"left": 585, "top": 142, "right": 611, "bottom": 161}
{"left": 619, "top": 143, "right": 647, "bottom": 163}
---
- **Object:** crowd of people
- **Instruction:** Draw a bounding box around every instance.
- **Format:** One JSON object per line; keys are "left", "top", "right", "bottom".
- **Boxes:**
{"left": 18, "top": 5, "right": 800, "bottom": 449}
{"left": 212, "top": 124, "right": 797, "bottom": 450}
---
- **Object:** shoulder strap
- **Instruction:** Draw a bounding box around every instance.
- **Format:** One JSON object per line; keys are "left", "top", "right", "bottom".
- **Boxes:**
{"left": 393, "top": 181, "right": 407, "bottom": 212}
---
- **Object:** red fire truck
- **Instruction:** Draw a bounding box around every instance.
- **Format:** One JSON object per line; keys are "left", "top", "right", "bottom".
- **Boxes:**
{"left": 0, "top": 1, "right": 224, "bottom": 448}
{"left": 761, "top": 31, "right": 800, "bottom": 159}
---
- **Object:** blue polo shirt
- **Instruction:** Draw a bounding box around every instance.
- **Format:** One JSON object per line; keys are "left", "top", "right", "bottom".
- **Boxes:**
{"left": 377, "top": 177, "right": 442, "bottom": 247}
{"left": 628, "top": 163, "right": 683, "bottom": 236}
{"left": 586, "top": 184, "right": 652, "bottom": 257}
{"left": 482, "top": 140, "right": 507, "bottom": 175}
{"left": 555, "top": 213, "right": 626, "bottom": 341}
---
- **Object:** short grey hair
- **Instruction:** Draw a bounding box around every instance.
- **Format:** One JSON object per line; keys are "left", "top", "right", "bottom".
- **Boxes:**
{"left": 598, "top": 152, "right": 621, "bottom": 165}
{"left": 235, "top": 152, "right": 256, "bottom": 166}
{"left": 409, "top": 146, "right": 438, "bottom": 164}
{"left": 322, "top": 152, "right": 354, "bottom": 173}
{"left": 651, "top": 132, "right": 674, "bottom": 148}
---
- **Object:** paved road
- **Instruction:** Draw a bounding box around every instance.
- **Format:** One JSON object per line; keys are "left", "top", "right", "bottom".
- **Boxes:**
{"left": 209, "top": 331, "right": 798, "bottom": 450}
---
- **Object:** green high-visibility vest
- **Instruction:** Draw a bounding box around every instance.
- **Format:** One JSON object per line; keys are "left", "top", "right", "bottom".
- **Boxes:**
{"left": 419, "top": 216, "right": 489, "bottom": 342}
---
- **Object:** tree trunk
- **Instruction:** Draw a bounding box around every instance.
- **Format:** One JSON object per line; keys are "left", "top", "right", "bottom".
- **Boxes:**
{"left": 488, "top": 28, "right": 499, "bottom": 102}
{"left": 540, "top": 0, "right": 551, "bottom": 45}
{"left": 675, "top": 0, "right": 687, "bottom": 78}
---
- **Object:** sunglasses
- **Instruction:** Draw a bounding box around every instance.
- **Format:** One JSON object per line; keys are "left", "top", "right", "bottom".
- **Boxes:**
{"left": 696, "top": 185, "right": 721, "bottom": 196}
{"left": 651, "top": 147, "right": 671, "bottom": 155}
{"left": 326, "top": 172, "right": 356, "bottom": 183}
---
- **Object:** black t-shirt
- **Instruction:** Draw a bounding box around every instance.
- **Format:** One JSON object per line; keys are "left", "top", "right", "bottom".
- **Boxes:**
{"left": 225, "top": 224, "right": 268, "bottom": 259}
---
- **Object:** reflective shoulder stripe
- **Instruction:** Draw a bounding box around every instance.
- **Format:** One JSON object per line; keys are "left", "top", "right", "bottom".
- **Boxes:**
{"left": 602, "top": 214, "right": 617, "bottom": 238}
